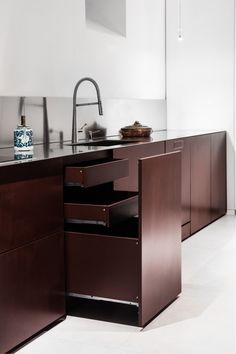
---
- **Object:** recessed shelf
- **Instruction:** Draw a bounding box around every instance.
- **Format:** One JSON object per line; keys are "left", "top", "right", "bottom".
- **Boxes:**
{"left": 85, "top": 0, "right": 126, "bottom": 37}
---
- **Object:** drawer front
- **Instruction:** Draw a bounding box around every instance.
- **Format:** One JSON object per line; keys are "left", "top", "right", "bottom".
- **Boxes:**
{"left": 182, "top": 222, "right": 191, "bottom": 241}
{"left": 65, "top": 158, "right": 129, "bottom": 187}
{"left": 0, "top": 175, "right": 63, "bottom": 254}
{"left": 64, "top": 195, "right": 138, "bottom": 227}
{"left": 0, "top": 232, "right": 65, "bottom": 354}
{"left": 66, "top": 233, "right": 139, "bottom": 302}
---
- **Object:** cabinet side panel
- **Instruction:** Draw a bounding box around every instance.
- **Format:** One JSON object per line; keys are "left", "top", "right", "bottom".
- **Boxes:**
{"left": 0, "top": 232, "right": 65, "bottom": 354}
{"left": 139, "top": 152, "right": 181, "bottom": 326}
{"left": 211, "top": 132, "right": 227, "bottom": 221}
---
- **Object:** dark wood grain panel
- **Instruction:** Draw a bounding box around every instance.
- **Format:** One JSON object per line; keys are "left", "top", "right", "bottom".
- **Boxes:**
{"left": 0, "top": 159, "right": 63, "bottom": 184}
{"left": 190, "top": 135, "right": 211, "bottom": 234}
{"left": 113, "top": 142, "right": 165, "bottom": 192}
{"left": 0, "top": 232, "right": 65, "bottom": 354}
{"left": 166, "top": 138, "right": 191, "bottom": 225}
{"left": 66, "top": 233, "right": 139, "bottom": 302}
{"left": 211, "top": 132, "right": 227, "bottom": 221}
{"left": 0, "top": 174, "right": 64, "bottom": 254}
{"left": 139, "top": 152, "right": 181, "bottom": 326}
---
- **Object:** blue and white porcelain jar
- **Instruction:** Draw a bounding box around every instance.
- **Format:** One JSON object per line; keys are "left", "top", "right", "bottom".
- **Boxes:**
{"left": 14, "top": 116, "right": 33, "bottom": 151}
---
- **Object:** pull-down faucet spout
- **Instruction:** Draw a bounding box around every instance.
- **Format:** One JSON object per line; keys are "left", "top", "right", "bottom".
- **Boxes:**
{"left": 72, "top": 77, "right": 103, "bottom": 144}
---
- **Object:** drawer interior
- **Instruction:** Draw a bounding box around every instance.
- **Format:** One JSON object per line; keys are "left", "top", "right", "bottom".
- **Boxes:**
{"left": 65, "top": 217, "right": 139, "bottom": 239}
{"left": 64, "top": 185, "right": 137, "bottom": 205}
{"left": 65, "top": 158, "right": 129, "bottom": 187}
{"left": 67, "top": 158, "right": 117, "bottom": 168}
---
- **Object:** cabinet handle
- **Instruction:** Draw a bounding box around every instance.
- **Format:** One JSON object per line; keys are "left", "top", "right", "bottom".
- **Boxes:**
{"left": 173, "top": 140, "right": 184, "bottom": 150}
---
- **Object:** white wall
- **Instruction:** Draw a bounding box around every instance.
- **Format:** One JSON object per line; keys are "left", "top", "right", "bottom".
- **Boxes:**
{"left": 0, "top": 0, "right": 165, "bottom": 99}
{"left": 166, "top": 0, "right": 236, "bottom": 212}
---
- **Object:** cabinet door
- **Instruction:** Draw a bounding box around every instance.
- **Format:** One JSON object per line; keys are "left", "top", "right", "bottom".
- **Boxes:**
{"left": 0, "top": 174, "right": 63, "bottom": 254}
{"left": 113, "top": 142, "right": 165, "bottom": 192}
{"left": 190, "top": 135, "right": 211, "bottom": 234}
{"left": 0, "top": 233, "right": 65, "bottom": 354}
{"left": 211, "top": 132, "right": 227, "bottom": 221}
{"left": 139, "top": 151, "right": 181, "bottom": 326}
{"left": 166, "top": 138, "right": 190, "bottom": 225}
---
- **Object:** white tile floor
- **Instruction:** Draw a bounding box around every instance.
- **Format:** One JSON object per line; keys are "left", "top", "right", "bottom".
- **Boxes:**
{"left": 18, "top": 215, "right": 236, "bottom": 354}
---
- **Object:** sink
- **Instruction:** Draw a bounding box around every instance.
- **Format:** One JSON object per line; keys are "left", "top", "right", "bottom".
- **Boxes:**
{"left": 67, "top": 139, "right": 139, "bottom": 147}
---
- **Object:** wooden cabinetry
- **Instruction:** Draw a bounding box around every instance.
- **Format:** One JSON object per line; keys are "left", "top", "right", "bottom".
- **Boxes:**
{"left": 190, "top": 134, "right": 211, "bottom": 234}
{"left": 0, "top": 175, "right": 63, "bottom": 254}
{"left": 139, "top": 152, "right": 181, "bottom": 326}
{"left": 65, "top": 151, "right": 181, "bottom": 327}
{"left": 0, "top": 160, "right": 65, "bottom": 353}
{"left": 113, "top": 142, "right": 165, "bottom": 192}
{"left": 211, "top": 132, "right": 227, "bottom": 221}
{"left": 190, "top": 132, "right": 226, "bottom": 234}
{"left": 0, "top": 233, "right": 65, "bottom": 354}
{"left": 166, "top": 138, "right": 191, "bottom": 227}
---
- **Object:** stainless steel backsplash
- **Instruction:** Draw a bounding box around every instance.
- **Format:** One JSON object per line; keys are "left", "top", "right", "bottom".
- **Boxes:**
{"left": 0, "top": 96, "right": 166, "bottom": 148}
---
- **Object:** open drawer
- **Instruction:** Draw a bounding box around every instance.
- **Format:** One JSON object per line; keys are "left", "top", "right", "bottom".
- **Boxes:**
{"left": 65, "top": 229, "right": 139, "bottom": 303}
{"left": 64, "top": 191, "right": 138, "bottom": 227}
{"left": 65, "top": 158, "right": 129, "bottom": 187}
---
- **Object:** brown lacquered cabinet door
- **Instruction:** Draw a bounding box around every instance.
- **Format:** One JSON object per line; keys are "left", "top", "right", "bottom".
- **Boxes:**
{"left": 139, "top": 152, "right": 181, "bottom": 326}
{"left": 0, "top": 233, "right": 65, "bottom": 354}
{"left": 0, "top": 175, "right": 64, "bottom": 254}
{"left": 166, "top": 138, "right": 191, "bottom": 225}
{"left": 211, "top": 132, "right": 227, "bottom": 221}
{"left": 190, "top": 135, "right": 211, "bottom": 234}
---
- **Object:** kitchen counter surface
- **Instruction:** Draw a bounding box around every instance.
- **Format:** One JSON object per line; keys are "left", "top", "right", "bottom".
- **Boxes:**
{"left": 0, "top": 129, "right": 224, "bottom": 167}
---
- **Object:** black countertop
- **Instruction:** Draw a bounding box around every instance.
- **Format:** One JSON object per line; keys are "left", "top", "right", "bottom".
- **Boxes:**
{"left": 0, "top": 130, "right": 224, "bottom": 168}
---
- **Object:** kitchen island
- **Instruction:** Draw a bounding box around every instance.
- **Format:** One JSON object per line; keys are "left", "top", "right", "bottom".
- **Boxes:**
{"left": 0, "top": 130, "right": 226, "bottom": 353}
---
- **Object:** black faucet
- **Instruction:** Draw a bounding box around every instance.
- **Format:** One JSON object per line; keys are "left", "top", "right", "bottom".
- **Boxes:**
{"left": 72, "top": 77, "right": 103, "bottom": 144}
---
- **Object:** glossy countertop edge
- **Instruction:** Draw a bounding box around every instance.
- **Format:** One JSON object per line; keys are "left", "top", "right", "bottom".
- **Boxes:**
{"left": 0, "top": 129, "right": 225, "bottom": 168}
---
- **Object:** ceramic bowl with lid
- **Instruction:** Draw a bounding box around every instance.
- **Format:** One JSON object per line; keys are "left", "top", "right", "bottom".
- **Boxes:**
{"left": 120, "top": 121, "right": 152, "bottom": 138}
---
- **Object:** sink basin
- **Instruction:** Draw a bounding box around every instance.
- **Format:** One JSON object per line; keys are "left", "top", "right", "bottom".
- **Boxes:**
{"left": 68, "top": 139, "right": 139, "bottom": 147}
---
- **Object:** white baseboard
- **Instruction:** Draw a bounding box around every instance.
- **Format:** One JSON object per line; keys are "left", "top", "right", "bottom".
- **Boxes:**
{"left": 227, "top": 210, "right": 236, "bottom": 216}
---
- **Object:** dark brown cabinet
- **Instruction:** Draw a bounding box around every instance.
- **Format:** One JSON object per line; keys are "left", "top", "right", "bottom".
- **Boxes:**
{"left": 139, "top": 152, "right": 181, "bottom": 326}
{"left": 65, "top": 152, "right": 181, "bottom": 327}
{"left": 211, "top": 132, "right": 227, "bottom": 221}
{"left": 190, "top": 135, "right": 211, "bottom": 234}
{"left": 0, "top": 232, "right": 65, "bottom": 354}
{"left": 0, "top": 130, "right": 227, "bottom": 349}
{"left": 166, "top": 138, "right": 191, "bottom": 227}
{"left": 190, "top": 132, "right": 226, "bottom": 234}
{"left": 0, "top": 175, "right": 63, "bottom": 254}
{"left": 113, "top": 142, "right": 165, "bottom": 192}
{"left": 0, "top": 161, "right": 65, "bottom": 353}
